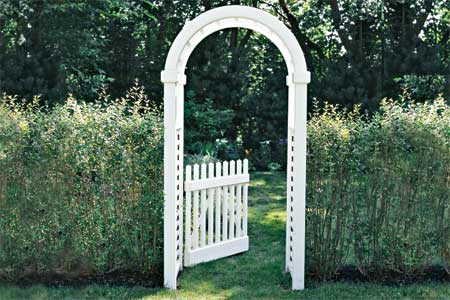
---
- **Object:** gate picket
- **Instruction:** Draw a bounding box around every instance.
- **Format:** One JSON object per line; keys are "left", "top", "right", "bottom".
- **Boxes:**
{"left": 229, "top": 160, "right": 236, "bottom": 239}
{"left": 222, "top": 161, "right": 229, "bottom": 240}
{"left": 236, "top": 160, "right": 242, "bottom": 237}
{"left": 243, "top": 159, "right": 248, "bottom": 236}
{"left": 200, "top": 164, "right": 207, "bottom": 247}
{"left": 193, "top": 165, "right": 199, "bottom": 249}
{"left": 215, "top": 162, "right": 222, "bottom": 243}
{"left": 208, "top": 163, "right": 214, "bottom": 245}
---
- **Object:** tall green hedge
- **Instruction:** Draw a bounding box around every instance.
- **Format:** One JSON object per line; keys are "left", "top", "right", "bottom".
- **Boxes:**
{"left": 307, "top": 98, "right": 450, "bottom": 278}
{"left": 0, "top": 94, "right": 448, "bottom": 281}
{"left": 0, "top": 89, "right": 163, "bottom": 281}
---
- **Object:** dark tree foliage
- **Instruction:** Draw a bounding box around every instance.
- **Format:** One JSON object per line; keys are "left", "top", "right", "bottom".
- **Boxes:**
{"left": 0, "top": 0, "right": 449, "bottom": 165}
{"left": 273, "top": 0, "right": 450, "bottom": 109}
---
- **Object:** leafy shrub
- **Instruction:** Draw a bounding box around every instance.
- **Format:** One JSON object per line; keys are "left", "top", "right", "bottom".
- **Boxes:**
{"left": 394, "top": 75, "right": 447, "bottom": 103}
{"left": 184, "top": 153, "right": 218, "bottom": 166}
{"left": 184, "top": 91, "right": 235, "bottom": 156}
{"left": 306, "top": 97, "right": 450, "bottom": 278}
{"left": 0, "top": 92, "right": 448, "bottom": 283}
{"left": 247, "top": 139, "right": 287, "bottom": 171}
{"left": 0, "top": 88, "right": 163, "bottom": 282}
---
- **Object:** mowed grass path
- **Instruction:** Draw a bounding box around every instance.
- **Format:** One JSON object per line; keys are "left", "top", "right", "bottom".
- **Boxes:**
{"left": 1, "top": 172, "right": 448, "bottom": 300}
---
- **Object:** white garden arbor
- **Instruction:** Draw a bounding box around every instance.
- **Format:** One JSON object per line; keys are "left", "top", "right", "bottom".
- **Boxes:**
{"left": 161, "top": 5, "right": 310, "bottom": 290}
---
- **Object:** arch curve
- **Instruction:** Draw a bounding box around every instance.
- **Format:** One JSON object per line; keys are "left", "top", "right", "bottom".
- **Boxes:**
{"left": 162, "top": 5, "right": 309, "bottom": 82}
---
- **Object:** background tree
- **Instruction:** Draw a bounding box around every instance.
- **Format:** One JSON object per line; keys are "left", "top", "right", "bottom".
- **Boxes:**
{"left": 272, "top": 0, "right": 450, "bottom": 109}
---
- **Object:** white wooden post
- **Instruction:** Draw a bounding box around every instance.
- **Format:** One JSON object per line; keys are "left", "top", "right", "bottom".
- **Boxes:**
{"left": 162, "top": 71, "right": 178, "bottom": 290}
{"left": 290, "top": 72, "right": 310, "bottom": 290}
{"left": 285, "top": 74, "right": 295, "bottom": 273}
{"left": 185, "top": 165, "right": 192, "bottom": 253}
{"left": 176, "top": 79, "right": 185, "bottom": 272}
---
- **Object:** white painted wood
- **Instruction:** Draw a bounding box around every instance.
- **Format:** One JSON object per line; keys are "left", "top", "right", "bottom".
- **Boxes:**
{"left": 236, "top": 160, "right": 242, "bottom": 237}
{"left": 176, "top": 262, "right": 182, "bottom": 276}
{"left": 200, "top": 164, "right": 207, "bottom": 248}
{"left": 286, "top": 95, "right": 294, "bottom": 273}
{"left": 184, "top": 236, "right": 249, "bottom": 267}
{"left": 222, "top": 161, "right": 229, "bottom": 240}
{"left": 229, "top": 160, "right": 236, "bottom": 239}
{"left": 215, "top": 162, "right": 222, "bottom": 243}
{"left": 185, "top": 165, "right": 192, "bottom": 253}
{"left": 177, "top": 128, "right": 184, "bottom": 272}
{"left": 291, "top": 83, "right": 308, "bottom": 290}
{"left": 243, "top": 159, "right": 248, "bottom": 236}
{"left": 208, "top": 163, "right": 214, "bottom": 245}
{"left": 186, "top": 174, "right": 250, "bottom": 191}
{"left": 183, "top": 160, "right": 250, "bottom": 268}
{"left": 192, "top": 164, "right": 199, "bottom": 249}
{"left": 163, "top": 6, "right": 308, "bottom": 78}
{"left": 163, "top": 81, "right": 178, "bottom": 290}
{"left": 162, "top": 5, "right": 310, "bottom": 290}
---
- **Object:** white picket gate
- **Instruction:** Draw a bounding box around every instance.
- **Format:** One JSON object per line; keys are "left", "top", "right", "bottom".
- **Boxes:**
{"left": 184, "top": 159, "right": 249, "bottom": 266}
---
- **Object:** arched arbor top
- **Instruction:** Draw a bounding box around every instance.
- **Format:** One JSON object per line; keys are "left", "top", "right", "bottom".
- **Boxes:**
{"left": 161, "top": 5, "right": 310, "bottom": 85}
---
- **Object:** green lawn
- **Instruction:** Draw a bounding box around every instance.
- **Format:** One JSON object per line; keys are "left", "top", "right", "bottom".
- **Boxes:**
{"left": 1, "top": 172, "right": 448, "bottom": 300}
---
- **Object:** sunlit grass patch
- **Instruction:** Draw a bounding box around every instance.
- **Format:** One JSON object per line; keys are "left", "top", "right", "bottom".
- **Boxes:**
{"left": 262, "top": 210, "right": 286, "bottom": 225}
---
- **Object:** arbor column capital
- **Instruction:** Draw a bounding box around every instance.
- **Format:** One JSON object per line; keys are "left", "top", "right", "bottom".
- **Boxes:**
{"left": 286, "top": 72, "right": 311, "bottom": 85}
{"left": 161, "top": 70, "right": 187, "bottom": 85}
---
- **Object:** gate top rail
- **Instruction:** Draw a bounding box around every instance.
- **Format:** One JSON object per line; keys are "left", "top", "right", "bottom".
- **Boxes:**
{"left": 185, "top": 160, "right": 249, "bottom": 192}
